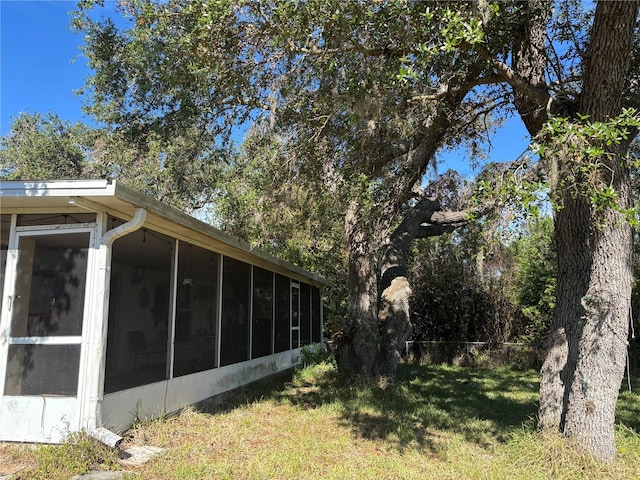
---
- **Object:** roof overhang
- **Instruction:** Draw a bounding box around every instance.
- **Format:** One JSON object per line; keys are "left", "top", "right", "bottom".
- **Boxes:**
{"left": 0, "top": 179, "right": 331, "bottom": 288}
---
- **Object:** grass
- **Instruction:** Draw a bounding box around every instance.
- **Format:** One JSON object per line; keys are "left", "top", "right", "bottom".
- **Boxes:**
{"left": 0, "top": 431, "right": 121, "bottom": 479}
{"left": 1, "top": 363, "right": 639, "bottom": 479}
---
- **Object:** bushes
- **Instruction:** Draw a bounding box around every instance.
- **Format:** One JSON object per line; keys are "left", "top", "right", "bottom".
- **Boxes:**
{"left": 300, "top": 344, "right": 334, "bottom": 367}
{"left": 406, "top": 341, "right": 538, "bottom": 370}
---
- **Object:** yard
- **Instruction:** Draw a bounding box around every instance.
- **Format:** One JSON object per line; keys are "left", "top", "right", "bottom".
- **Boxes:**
{"left": 2, "top": 362, "right": 639, "bottom": 479}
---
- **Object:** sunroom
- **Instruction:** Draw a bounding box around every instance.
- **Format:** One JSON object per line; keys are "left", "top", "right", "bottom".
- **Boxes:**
{"left": 0, "top": 179, "right": 326, "bottom": 443}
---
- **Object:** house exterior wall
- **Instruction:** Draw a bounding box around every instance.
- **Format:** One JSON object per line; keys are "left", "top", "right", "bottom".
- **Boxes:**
{"left": 0, "top": 180, "right": 327, "bottom": 443}
{"left": 100, "top": 349, "right": 300, "bottom": 433}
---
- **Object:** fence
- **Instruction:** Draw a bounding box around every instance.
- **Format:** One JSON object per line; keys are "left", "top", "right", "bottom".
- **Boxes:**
{"left": 404, "top": 341, "right": 537, "bottom": 369}
{"left": 404, "top": 340, "right": 640, "bottom": 376}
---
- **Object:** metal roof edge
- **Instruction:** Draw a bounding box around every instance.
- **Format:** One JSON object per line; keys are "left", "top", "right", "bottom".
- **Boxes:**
{"left": 1, "top": 179, "right": 331, "bottom": 287}
{"left": 0, "top": 179, "right": 115, "bottom": 197}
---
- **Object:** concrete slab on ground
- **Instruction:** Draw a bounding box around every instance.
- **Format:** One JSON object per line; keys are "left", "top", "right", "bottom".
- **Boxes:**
{"left": 72, "top": 471, "right": 126, "bottom": 480}
{"left": 120, "top": 445, "right": 166, "bottom": 466}
{"left": 71, "top": 444, "right": 165, "bottom": 478}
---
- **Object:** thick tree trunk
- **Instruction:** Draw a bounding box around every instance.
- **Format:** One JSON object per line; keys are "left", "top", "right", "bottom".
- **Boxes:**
{"left": 561, "top": 162, "right": 634, "bottom": 459}
{"left": 376, "top": 244, "right": 413, "bottom": 380}
{"left": 375, "top": 195, "right": 441, "bottom": 380}
{"left": 538, "top": 193, "right": 591, "bottom": 431}
{"left": 537, "top": 0, "right": 639, "bottom": 460}
{"left": 375, "top": 196, "right": 485, "bottom": 379}
{"left": 540, "top": 159, "right": 633, "bottom": 460}
{"left": 334, "top": 203, "right": 380, "bottom": 377}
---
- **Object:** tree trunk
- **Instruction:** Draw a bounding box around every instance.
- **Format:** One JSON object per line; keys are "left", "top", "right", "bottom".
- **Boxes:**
{"left": 563, "top": 183, "right": 633, "bottom": 459}
{"left": 511, "top": 0, "right": 550, "bottom": 136}
{"left": 375, "top": 196, "right": 443, "bottom": 380}
{"left": 539, "top": 155, "right": 633, "bottom": 461}
{"left": 376, "top": 240, "right": 413, "bottom": 380}
{"left": 538, "top": 192, "right": 591, "bottom": 431}
{"left": 537, "top": 0, "right": 639, "bottom": 460}
{"left": 334, "top": 203, "right": 380, "bottom": 377}
{"left": 375, "top": 196, "right": 483, "bottom": 379}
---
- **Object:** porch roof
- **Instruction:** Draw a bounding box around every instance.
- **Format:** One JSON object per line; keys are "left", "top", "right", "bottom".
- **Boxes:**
{"left": 0, "top": 179, "right": 330, "bottom": 287}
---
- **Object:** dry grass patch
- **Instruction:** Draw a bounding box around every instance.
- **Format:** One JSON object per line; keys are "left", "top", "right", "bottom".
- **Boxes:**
{"left": 1, "top": 363, "right": 638, "bottom": 479}
{"left": 2, "top": 432, "right": 120, "bottom": 480}
{"left": 0, "top": 443, "right": 35, "bottom": 478}
{"left": 117, "top": 363, "right": 639, "bottom": 479}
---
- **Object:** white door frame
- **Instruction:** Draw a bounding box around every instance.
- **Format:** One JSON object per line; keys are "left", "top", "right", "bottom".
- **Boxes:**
{"left": 0, "top": 222, "right": 98, "bottom": 442}
{"left": 290, "top": 281, "right": 300, "bottom": 350}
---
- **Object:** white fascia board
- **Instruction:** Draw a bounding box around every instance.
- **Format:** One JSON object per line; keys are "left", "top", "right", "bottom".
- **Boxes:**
{"left": 0, "top": 179, "right": 115, "bottom": 198}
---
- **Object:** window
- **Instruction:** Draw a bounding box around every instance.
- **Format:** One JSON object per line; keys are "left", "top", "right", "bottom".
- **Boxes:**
{"left": 173, "top": 242, "right": 219, "bottom": 377}
{"left": 252, "top": 267, "right": 273, "bottom": 359}
{"left": 311, "top": 286, "right": 322, "bottom": 343}
{"left": 104, "top": 225, "right": 173, "bottom": 393}
{"left": 274, "top": 274, "right": 290, "bottom": 353}
{"left": 0, "top": 214, "right": 10, "bottom": 312}
{"left": 5, "top": 345, "right": 80, "bottom": 396}
{"left": 291, "top": 284, "right": 300, "bottom": 349}
{"left": 9, "top": 233, "right": 89, "bottom": 338}
{"left": 300, "top": 283, "right": 311, "bottom": 346}
{"left": 220, "top": 257, "right": 250, "bottom": 366}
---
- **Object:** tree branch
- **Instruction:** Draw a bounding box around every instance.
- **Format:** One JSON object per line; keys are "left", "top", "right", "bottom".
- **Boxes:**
{"left": 471, "top": 43, "right": 548, "bottom": 105}
{"left": 412, "top": 200, "right": 494, "bottom": 239}
{"left": 429, "top": 201, "right": 493, "bottom": 225}
{"left": 408, "top": 74, "right": 504, "bottom": 104}
{"left": 415, "top": 224, "right": 458, "bottom": 238}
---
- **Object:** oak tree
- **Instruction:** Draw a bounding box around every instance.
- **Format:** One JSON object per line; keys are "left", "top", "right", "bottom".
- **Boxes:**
{"left": 74, "top": 0, "right": 639, "bottom": 459}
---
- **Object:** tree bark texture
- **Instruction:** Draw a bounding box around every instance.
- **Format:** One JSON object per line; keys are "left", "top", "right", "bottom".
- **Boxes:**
{"left": 563, "top": 187, "right": 633, "bottom": 459}
{"left": 511, "top": 0, "right": 550, "bottom": 136}
{"left": 334, "top": 203, "right": 380, "bottom": 377}
{"left": 537, "top": 0, "right": 639, "bottom": 460}
{"left": 538, "top": 192, "right": 591, "bottom": 432}
{"left": 374, "top": 198, "right": 440, "bottom": 379}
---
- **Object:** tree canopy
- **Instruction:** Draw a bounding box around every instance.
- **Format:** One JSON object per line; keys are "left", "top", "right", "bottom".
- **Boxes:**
{"left": 0, "top": 111, "right": 227, "bottom": 212}
{"left": 0, "top": 112, "right": 94, "bottom": 180}
{"left": 72, "top": 0, "right": 640, "bottom": 460}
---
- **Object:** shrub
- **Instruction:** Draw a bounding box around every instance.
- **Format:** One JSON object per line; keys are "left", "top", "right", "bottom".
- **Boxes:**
{"left": 300, "top": 344, "right": 334, "bottom": 367}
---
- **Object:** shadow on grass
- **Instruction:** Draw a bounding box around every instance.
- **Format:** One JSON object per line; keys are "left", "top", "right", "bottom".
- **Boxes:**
{"left": 192, "top": 363, "right": 640, "bottom": 456}
{"left": 275, "top": 363, "right": 541, "bottom": 453}
{"left": 617, "top": 374, "right": 640, "bottom": 433}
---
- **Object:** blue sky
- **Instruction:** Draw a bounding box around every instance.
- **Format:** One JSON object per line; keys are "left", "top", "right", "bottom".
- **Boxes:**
{"left": 1, "top": 0, "right": 105, "bottom": 136}
{"left": 1, "top": 0, "right": 530, "bottom": 174}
